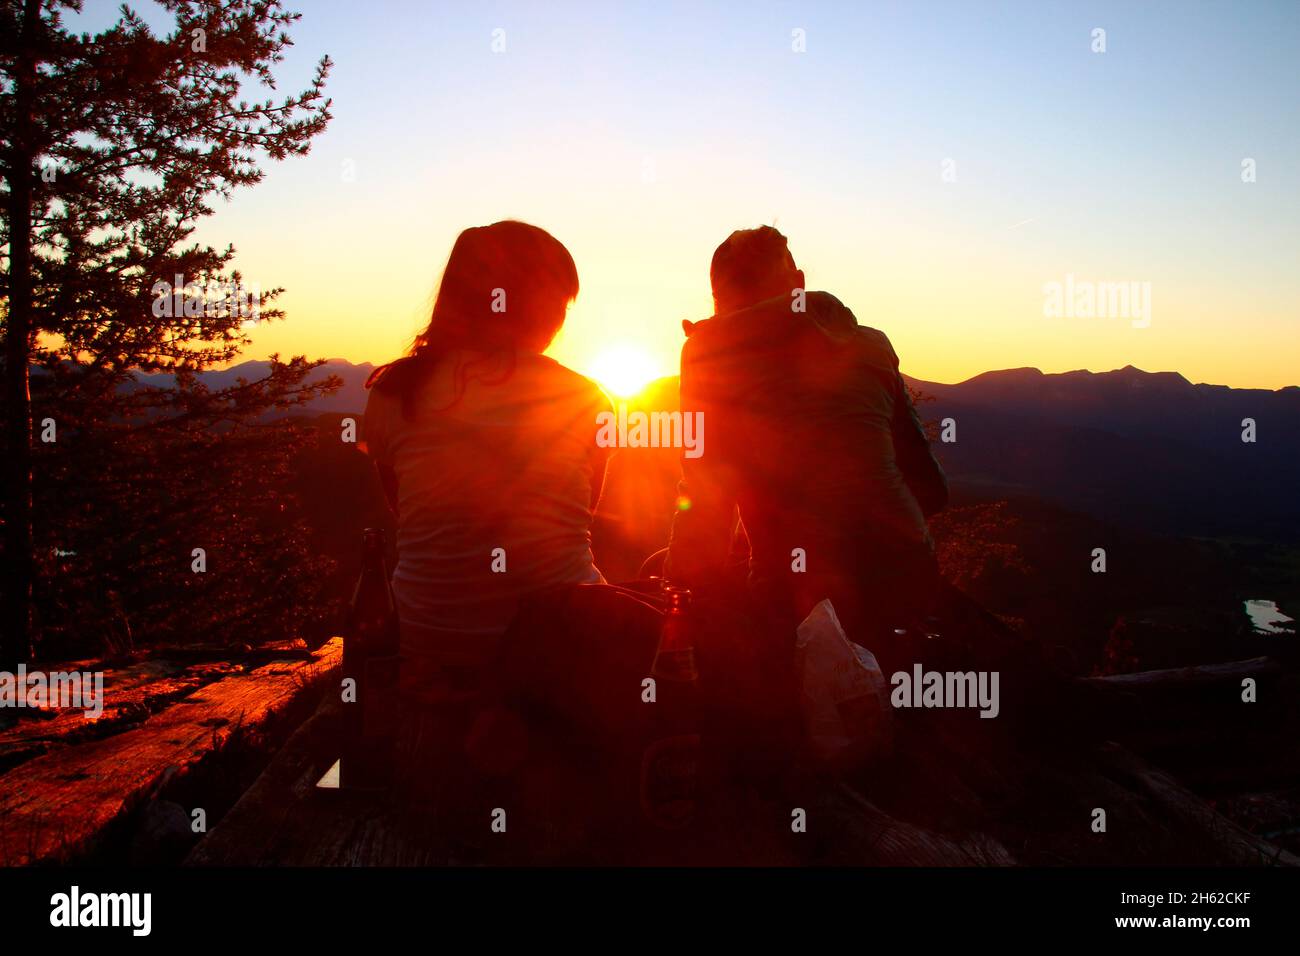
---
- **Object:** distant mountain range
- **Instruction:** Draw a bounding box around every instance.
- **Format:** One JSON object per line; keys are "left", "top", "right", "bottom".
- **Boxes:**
{"left": 151, "top": 358, "right": 1300, "bottom": 541}
{"left": 906, "top": 365, "right": 1299, "bottom": 460}
{"left": 902, "top": 365, "right": 1300, "bottom": 541}
{"left": 132, "top": 358, "right": 378, "bottom": 415}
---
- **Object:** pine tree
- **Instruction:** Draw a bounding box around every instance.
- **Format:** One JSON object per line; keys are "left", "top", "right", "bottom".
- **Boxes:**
{"left": 1, "top": 1, "right": 335, "bottom": 665}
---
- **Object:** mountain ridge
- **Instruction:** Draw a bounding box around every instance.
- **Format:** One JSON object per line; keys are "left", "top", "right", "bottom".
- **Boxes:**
{"left": 121, "top": 357, "right": 1300, "bottom": 540}
{"left": 160, "top": 358, "right": 1299, "bottom": 410}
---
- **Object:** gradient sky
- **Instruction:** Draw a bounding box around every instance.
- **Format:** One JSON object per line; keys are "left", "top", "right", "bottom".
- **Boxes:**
{"left": 76, "top": 1, "right": 1300, "bottom": 389}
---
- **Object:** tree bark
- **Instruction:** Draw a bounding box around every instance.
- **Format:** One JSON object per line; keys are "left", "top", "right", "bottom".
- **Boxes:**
{"left": 1, "top": 0, "right": 42, "bottom": 668}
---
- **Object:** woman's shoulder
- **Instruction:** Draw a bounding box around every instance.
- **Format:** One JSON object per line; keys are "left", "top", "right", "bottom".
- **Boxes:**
{"left": 521, "top": 353, "right": 613, "bottom": 412}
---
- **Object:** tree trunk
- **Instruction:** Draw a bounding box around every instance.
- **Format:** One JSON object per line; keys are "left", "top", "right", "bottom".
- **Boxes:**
{"left": 1, "top": 0, "right": 41, "bottom": 668}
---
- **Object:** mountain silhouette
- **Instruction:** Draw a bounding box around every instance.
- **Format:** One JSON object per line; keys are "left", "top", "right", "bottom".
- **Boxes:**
{"left": 149, "top": 359, "right": 1300, "bottom": 542}
{"left": 132, "top": 358, "right": 377, "bottom": 415}
{"left": 905, "top": 366, "right": 1300, "bottom": 541}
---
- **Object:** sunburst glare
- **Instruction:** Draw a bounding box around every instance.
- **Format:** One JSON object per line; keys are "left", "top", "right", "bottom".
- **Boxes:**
{"left": 588, "top": 344, "right": 661, "bottom": 397}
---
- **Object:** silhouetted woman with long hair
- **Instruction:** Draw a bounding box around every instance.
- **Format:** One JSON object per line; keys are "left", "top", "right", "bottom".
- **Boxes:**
{"left": 364, "top": 221, "right": 612, "bottom": 708}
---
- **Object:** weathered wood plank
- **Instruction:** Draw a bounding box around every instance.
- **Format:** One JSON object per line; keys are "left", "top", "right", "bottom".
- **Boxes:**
{"left": 0, "top": 660, "right": 195, "bottom": 771}
{"left": 0, "top": 638, "right": 341, "bottom": 866}
{"left": 0, "top": 640, "right": 318, "bottom": 772}
{"left": 1088, "top": 656, "right": 1282, "bottom": 690}
{"left": 813, "top": 781, "right": 1016, "bottom": 866}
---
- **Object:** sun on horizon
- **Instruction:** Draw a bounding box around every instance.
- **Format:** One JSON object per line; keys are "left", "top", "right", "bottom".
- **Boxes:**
{"left": 587, "top": 344, "right": 662, "bottom": 398}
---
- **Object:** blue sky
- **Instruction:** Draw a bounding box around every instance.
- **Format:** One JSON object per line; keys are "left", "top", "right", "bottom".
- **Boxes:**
{"left": 70, "top": 1, "right": 1300, "bottom": 388}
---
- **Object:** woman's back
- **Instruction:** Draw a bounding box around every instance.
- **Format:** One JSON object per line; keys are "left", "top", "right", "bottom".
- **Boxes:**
{"left": 364, "top": 349, "right": 612, "bottom": 668}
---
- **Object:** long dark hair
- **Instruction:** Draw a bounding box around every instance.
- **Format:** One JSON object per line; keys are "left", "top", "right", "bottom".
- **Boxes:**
{"left": 366, "top": 220, "right": 579, "bottom": 409}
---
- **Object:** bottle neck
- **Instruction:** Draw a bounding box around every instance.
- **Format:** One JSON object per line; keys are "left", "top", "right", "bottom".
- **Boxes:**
{"left": 360, "top": 529, "right": 387, "bottom": 572}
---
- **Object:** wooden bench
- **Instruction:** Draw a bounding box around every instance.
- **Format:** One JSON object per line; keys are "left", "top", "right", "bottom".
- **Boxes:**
{"left": 0, "top": 638, "right": 341, "bottom": 865}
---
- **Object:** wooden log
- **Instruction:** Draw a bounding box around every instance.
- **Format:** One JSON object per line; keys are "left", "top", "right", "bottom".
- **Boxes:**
{"left": 813, "top": 781, "right": 1016, "bottom": 866}
{"left": 0, "top": 638, "right": 341, "bottom": 866}
{"left": 1088, "top": 656, "right": 1283, "bottom": 691}
{"left": 184, "top": 693, "right": 366, "bottom": 866}
{"left": 1097, "top": 742, "right": 1300, "bottom": 867}
{"left": 0, "top": 640, "right": 322, "bottom": 774}
{"left": 1076, "top": 657, "right": 1285, "bottom": 760}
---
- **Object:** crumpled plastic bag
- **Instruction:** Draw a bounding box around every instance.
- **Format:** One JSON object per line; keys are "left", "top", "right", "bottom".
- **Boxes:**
{"left": 795, "top": 598, "right": 893, "bottom": 768}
